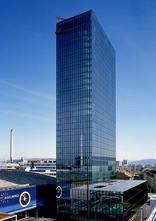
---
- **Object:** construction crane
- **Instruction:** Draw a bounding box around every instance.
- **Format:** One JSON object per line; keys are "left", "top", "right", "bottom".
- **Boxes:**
{"left": 57, "top": 16, "right": 66, "bottom": 22}
{"left": 55, "top": 17, "right": 66, "bottom": 35}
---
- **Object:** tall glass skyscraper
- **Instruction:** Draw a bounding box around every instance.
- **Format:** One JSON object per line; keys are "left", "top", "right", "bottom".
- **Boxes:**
{"left": 56, "top": 10, "right": 116, "bottom": 220}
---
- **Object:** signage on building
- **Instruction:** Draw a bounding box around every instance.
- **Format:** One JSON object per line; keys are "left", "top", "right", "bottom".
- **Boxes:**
{"left": 0, "top": 186, "right": 44, "bottom": 214}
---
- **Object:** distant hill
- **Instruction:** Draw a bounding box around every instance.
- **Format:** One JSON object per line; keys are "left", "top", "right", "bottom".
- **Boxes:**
{"left": 129, "top": 159, "right": 156, "bottom": 166}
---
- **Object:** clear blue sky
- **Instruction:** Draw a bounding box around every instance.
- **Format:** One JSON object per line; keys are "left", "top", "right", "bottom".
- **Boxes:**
{"left": 0, "top": 0, "right": 156, "bottom": 161}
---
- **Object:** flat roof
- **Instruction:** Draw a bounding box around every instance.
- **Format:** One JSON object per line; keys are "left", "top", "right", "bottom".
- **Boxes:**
{"left": 0, "top": 213, "right": 16, "bottom": 218}
{"left": 0, "top": 179, "right": 22, "bottom": 190}
{"left": 71, "top": 179, "right": 146, "bottom": 193}
{"left": 0, "top": 170, "right": 56, "bottom": 189}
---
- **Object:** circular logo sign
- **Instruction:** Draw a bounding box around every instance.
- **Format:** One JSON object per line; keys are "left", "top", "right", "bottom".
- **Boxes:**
{"left": 19, "top": 191, "right": 30, "bottom": 207}
{"left": 56, "top": 186, "right": 62, "bottom": 199}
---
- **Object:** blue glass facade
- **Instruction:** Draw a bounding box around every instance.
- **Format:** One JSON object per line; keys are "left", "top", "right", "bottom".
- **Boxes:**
{"left": 91, "top": 13, "right": 116, "bottom": 180}
{"left": 56, "top": 10, "right": 116, "bottom": 220}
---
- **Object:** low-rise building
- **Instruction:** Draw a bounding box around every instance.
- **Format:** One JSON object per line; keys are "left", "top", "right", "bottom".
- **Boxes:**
{"left": 70, "top": 180, "right": 147, "bottom": 221}
{"left": 0, "top": 171, "right": 56, "bottom": 220}
{"left": 23, "top": 158, "right": 56, "bottom": 177}
{"left": 144, "top": 169, "right": 156, "bottom": 192}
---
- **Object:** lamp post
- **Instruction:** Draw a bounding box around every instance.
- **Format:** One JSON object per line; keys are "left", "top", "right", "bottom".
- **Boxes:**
{"left": 87, "top": 155, "right": 89, "bottom": 221}
{"left": 81, "top": 134, "right": 89, "bottom": 221}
